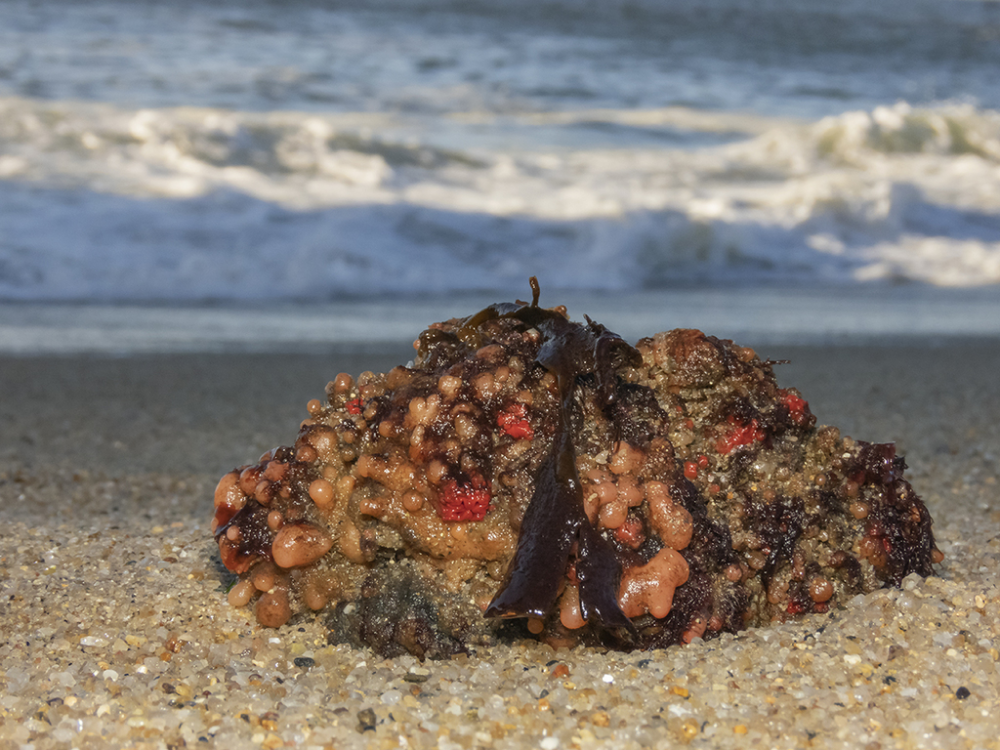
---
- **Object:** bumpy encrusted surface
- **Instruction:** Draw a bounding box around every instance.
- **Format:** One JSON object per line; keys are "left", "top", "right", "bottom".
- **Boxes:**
{"left": 212, "top": 285, "right": 939, "bottom": 658}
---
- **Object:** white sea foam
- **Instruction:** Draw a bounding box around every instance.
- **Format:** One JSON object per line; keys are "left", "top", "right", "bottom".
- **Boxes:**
{"left": 1, "top": 97, "right": 999, "bottom": 300}
{"left": 1, "top": 0, "right": 1000, "bottom": 308}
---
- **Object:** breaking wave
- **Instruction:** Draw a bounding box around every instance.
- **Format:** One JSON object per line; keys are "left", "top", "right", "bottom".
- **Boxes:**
{"left": 1, "top": 97, "right": 1000, "bottom": 300}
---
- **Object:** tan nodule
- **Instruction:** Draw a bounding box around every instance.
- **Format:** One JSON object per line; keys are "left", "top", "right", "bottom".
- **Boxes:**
{"left": 618, "top": 547, "right": 690, "bottom": 620}
{"left": 644, "top": 481, "right": 694, "bottom": 550}
{"left": 271, "top": 524, "right": 333, "bottom": 569}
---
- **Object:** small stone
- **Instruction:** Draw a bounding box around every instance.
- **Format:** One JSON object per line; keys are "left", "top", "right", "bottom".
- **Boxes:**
{"left": 956, "top": 686, "right": 971, "bottom": 700}
{"left": 678, "top": 718, "right": 700, "bottom": 741}
{"left": 293, "top": 656, "right": 315, "bottom": 669}
{"left": 357, "top": 708, "right": 377, "bottom": 732}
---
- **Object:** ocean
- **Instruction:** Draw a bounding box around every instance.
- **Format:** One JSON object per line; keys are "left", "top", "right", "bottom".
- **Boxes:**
{"left": 1, "top": 0, "right": 1000, "bottom": 351}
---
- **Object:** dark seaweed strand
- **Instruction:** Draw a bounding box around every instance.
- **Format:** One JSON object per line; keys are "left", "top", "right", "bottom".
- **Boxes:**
{"left": 482, "top": 279, "right": 638, "bottom": 632}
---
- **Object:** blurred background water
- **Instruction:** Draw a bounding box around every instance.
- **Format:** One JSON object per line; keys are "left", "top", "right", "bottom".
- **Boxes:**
{"left": 1, "top": 0, "right": 999, "bottom": 350}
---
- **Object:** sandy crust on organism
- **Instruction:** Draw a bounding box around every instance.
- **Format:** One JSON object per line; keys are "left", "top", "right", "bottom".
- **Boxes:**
{"left": 212, "top": 306, "right": 937, "bottom": 655}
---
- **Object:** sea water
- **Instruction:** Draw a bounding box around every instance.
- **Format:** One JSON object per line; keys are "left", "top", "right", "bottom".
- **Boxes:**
{"left": 1, "top": 0, "right": 999, "bottom": 350}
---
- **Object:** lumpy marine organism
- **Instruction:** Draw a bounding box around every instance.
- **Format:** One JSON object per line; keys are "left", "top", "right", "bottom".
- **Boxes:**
{"left": 213, "top": 279, "right": 940, "bottom": 658}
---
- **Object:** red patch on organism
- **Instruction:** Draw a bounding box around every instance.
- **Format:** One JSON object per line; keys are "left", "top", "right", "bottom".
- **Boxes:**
{"left": 345, "top": 398, "right": 363, "bottom": 415}
{"left": 497, "top": 403, "right": 534, "bottom": 440}
{"left": 780, "top": 390, "right": 810, "bottom": 425}
{"left": 786, "top": 600, "right": 808, "bottom": 615}
{"left": 715, "top": 416, "right": 765, "bottom": 454}
{"left": 438, "top": 475, "right": 492, "bottom": 522}
{"left": 612, "top": 515, "right": 646, "bottom": 549}
{"left": 683, "top": 461, "right": 699, "bottom": 480}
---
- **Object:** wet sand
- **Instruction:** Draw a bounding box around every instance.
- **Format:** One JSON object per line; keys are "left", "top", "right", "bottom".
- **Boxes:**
{"left": 2, "top": 343, "right": 999, "bottom": 749}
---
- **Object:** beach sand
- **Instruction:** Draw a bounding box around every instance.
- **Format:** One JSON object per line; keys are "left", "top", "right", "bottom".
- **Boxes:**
{"left": 2, "top": 342, "right": 999, "bottom": 749}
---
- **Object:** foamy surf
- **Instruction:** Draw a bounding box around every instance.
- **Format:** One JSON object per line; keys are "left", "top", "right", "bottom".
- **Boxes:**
{"left": 2, "top": 97, "right": 1000, "bottom": 300}
{"left": 3, "top": 0, "right": 1000, "bottom": 307}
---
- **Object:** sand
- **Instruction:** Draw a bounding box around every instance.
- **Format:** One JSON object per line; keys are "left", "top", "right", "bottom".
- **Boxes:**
{"left": 2, "top": 342, "right": 999, "bottom": 749}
